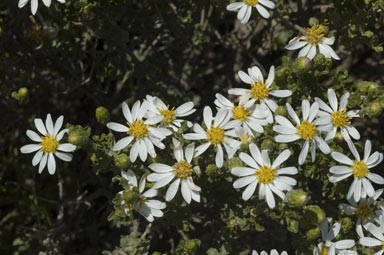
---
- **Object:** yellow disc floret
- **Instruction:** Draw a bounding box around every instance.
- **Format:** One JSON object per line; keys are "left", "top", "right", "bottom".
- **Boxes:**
{"left": 297, "top": 120, "right": 317, "bottom": 140}
{"left": 159, "top": 106, "right": 176, "bottom": 125}
{"left": 331, "top": 110, "right": 352, "bottom": 128}
{"left": 355, "top": 202, "right": 374, "bottom": 220}
{"left": 352, "top": 161, "right": 369, "bottom": 178}
{"left": 255, "top": 165, "right": 277, "bottom": 184}
{"left": 39, "top": 135, "right": 59, "bottom": 153}
{"left": 206, "top": 126, "right": 225, "bottom": 146}
{"left": 305, "top": 24, "right": 326, "bottom": 45}
{"left": 250, "top": 80, "right": 270, "bottom": 100}
{"left": 320, "top": 244, "right": 329, "bottom": 255}
{"left": 243, "top": 0, "right": 258, "bottom": 7}
{"left": 173, "top": 160, "right": 193, "bottom": 179}
{"left": 128, "top": 120, "right": 149, "bottom": 140}
{"left": 232, "top": 106, "right": 249, "bottom": 121}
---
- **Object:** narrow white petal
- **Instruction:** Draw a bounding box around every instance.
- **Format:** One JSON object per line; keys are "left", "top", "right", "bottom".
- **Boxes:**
{"left": 242, "top": 181, "right": 257, "bottom": 201}
{"left": 20, "top": 144, "right": 42, "bottom": 154}
{"left": 272, "top": 149, "right": 291, "bottom": 168}
{"left": 55, "top": 152, "right": 73, "bottom": 162}
{"left": 226, "top": 2, "right": 245, "bottom": 11}
{"left": 166, "top": 179, "right": 180, "bottom": 201}
{"left": 57, "top": 143, "right": 76, "bottom": 152}
{"left": 32, "top": 151, "right": 43, "bottom": 166}
{"left": 107, "top": 122, "right": 129, "bottom": 132}
{"left": 47, "top": 153, "right": 56, "bottom": 175}
{"left": 298, "top": 141, "right": 309, "bottom": 165}
{"left": 34, "top": 118, "right": 47, "bottom": 135}
{"left": 38, "top": 153, "right": 48, "bottom": 174}
{"left": 331, "top": 152, "right": 353, "bottom": 165}
{"left": 255, "top": 4, "right": 270, "bottom": 18}
{"left": 113, "top": 136, "right": 134, "bottom": 151}
{"left": 181, "top": 180, "right": 192, "bottom": 204}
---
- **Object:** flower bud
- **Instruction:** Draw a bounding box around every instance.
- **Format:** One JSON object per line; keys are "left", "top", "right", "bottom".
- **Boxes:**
{"left": 367, "top": 101, "right": 382, "bottom": 116}
{"left": 275, "top": 105, "right": 287, "bottom": 117}
{"left": 68, "top": 127, "right": 90, "bottom": 148}
{"left": 115, "top": 154, "right": 130, "bottom": 168}
{"left": 261, "top": 139, "right": 273, "bottom": 150}
{"left": 185, "top": 239, "right": 200, "bottom": 250}
{"left": 285, "top": 189, "right": 309, "bottom": 207}
{"left": 226, "top": 157, "right": 243, "bottom": 169}
{"left": 295, "top": 57, "right": 311, "bottom": 70}
{"left": 340, "top": 217, "right": 353, "bottom": 232}
{"left": 11, "top": 87, "right": 29, "bottom": 104}
{"left": 96, "top": 106, "right": 110, "bottom": 125}
{"left": 123, "top": 190, "right": 135, "bottom": 203}
{"left": 303, "top": 205, "right": 326, "bottom": 224}
{"left": 305, "top": 227, "right": 320, "bottom": 240}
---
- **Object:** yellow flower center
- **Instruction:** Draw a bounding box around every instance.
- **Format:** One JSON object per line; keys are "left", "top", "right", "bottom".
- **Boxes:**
{"left": 255, "top": 165, "right": 277, "bottom": 184}
{"left": 320, "top": 244, "right": 329, "bottom": 255}
{"left": 243, "top": 0, "right": 258, "bottom": 6}
{"left": 159, "top": 106, "right": 176, "bottom": 125}
{"left": 355, "top": 202, "right": 374, "bottom": 220}
{"left": 305, "top": 24, "right": 326, "bottom": 45}
{"left": 250, "top": 80, "right": 270, "bottom": 100}
{"left": 241, "top": 135, "right": 251, "bottom": 144}
{"left": 128, "top": 120, "right": 149, "bottom": 140}
{"left": 352, "top": 161, "right": 369, "bottom": 178}
{"left": 173, "top": 160, "right": 193, "bottom": 179}
{"left": 297, "top": 120, "right": 317, "bottom": 140}
{"left": 331, "top": 110, "right": 352, "bottom": 128}
{"left": 206, "top": 126, "right": 225, "bottom": 146}
{"left": 39, "top": 135, "right": 59, "bottom": 153}
{"left": 232, "top": 106, "right": 249, "bottom": 121}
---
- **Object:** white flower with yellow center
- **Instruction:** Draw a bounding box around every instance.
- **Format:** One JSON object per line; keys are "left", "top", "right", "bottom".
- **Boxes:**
{"left": 18, "top": 0, "right": 65, "bottom": 16}
{"left": 121, "top": 170, "right": 166, "bottom": 222}
{"left": 226, "top": 126, "right": 254, "bottom": 157}
{"left": 285, "top": 24, "right": 340, "bottom": 60}
{"left": 146, "top": 95, "right": 195, "bottom": 132}
{"left": 314, "top": 218, "right": 356, "bottom": 255}
{"left": 183, "top": 106, "right": 241, "bottom": 168}
{"left": 231, "top": 143, "right": 298, "bottom": 208}
{"left": 252, "top": 250, "right": 287, "bottom": 255}
{"left": 359, "top": 215, "right": 384, "bottom": 255}
{"left": 228, "top": 65, "right": 292, "bottom": 123}
{"left": 273, "top": 100, "right": 330, "bottom": 165}
{"left": 107, "top": 100, "right": 172, "bottom": 163}
{"left": 339, "top": 189, "right": 383, "bottom": 237}
{"left": 20, "top": 114, "right": 76, "bottom": 175}
{"left": 330, "top": 139, "right": 384, "bottom": 202}
{"left": 147, "top": 139, "right": 200, "bottom": 204}
{"left": 214, "top": 93, "right": 269, "bottom": 134}
{"left": 315, "top": 89, "right": 360, "bottom": 142}
{"left": 226, "top": 0, "right": 275, "bottom": 24}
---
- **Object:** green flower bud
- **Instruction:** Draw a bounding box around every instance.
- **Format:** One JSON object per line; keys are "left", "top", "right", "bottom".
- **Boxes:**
{"left": 206, "top": 164, "right": 219, "bottom": 177}
{"left": 68, "top": 128, "right": 90, "bottom": 147}
{"left": 261, "top": 139, "right": 274, "bottom": 150}
{"left": 226, "top": 157, "right": 243, "bottom": 169}
{"left": 295, "top": 57, "right": 311, "bottom": 70}
{"left": 313, "top": 54, "right": 325, "bottom": 66}
{"left": 185, "top": 239, "right": 200, "bottom": 250}
{"left": 303, "top": 205, "right": 326, "bottom": 224}
{"left": 96, "top": 106, "right": 110, "bottom": 125}
{"left": 305, "top": 227, "right": 320, "bottom": 240}
{"left": 275, "top": 106, "right": 287, "bottom": 117}
{"left": 367, "top": 101, "right": 382, "bottom": 115}
{"left": 285, "top": 189, "right": 309, "bottom": 207}
{"left": 340, "top": 217, "right": 353, "bottom": 232}
{"left": 11, "top": 87, "right": 29, "bottom": 104}
{"left": 123, "top": 190, "right": 135, "bottom": 203}
{"left": 115, "top": 154, "right": 130, "bottom": 168}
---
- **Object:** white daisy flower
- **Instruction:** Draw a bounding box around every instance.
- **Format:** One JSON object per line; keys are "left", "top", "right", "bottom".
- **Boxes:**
{"left": 225, "top": 126, "right": 254, "bottom": 157}
{"left": 339, "top": 189, "right": 383, "bottom": 237}
{"left": 359, "top": 215, "right": 384, "bottom": 255}
{"left": 20, "top": 114, "right": 76, "bottom": 175}
{"left": 107, "top": 100, "right": 172, "bottom": 162}
{"left": 121, "top": 170, "right": 166, "bottom": 222}
{"left": 214, "top": 93, "right": 269, "bottom": 134}
{"left": 228, "top": 65, "right": 292, "bottom": 123}
{"left": 285, "top": 24, "right": 340, "bottom": 60}
{"left": 146, "top": 95, "right": 195, "bottom": 132}
{"left": 183, "top": 106, "right": 241, "bottom": 168}
{"left": 147, "top": 139, "right": 201, "bottom": 204}
{"left": 231, "top": 143, "right": 298, "bottom": 208}
{"left": 314, "top": 218, "right": 356, "bottom": 255}
{"left": 252, "top": 250, "right": 288, "bottom": 255}
{"left": 18, "top": 0, "right": 65, "bottom": 16}
{"left": 226, "top": 0, "right": 275, "bottom": 24}
{"left": 315, "top": 89, "right": 360, "bottom": 142}
{"left": 330, "top": 139, "right": 384, "bottom": 202}
{"left": 273, "top": 100, "right": 330, "bottom": 165}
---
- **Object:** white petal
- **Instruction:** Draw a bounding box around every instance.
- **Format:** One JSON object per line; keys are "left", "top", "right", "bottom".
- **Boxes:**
{"left": 53, "top": 116, "right": 64, "bottom": 136}
{"left": 42, "top": 0, "right": 51, "bottom": 7}
{"left": 367, "top": 173, "right": 384, "bottom": 185}
{"left": 307, "top": 45, "right": 317, "bottom": 60}
{"left": 181, "top": 180, "right": 192, "bottom": 204}
{"left": 194, "top": 142, "right": 210, "bottom": 157}
{"left": 129, "top": 141, "right": 140, "bottom": 162}
{"left": 272, "top": 149, "right": 291, "bottom": 168}
{"left": 149, "top": 163, "right": 173, "bottom": 173}
{"left": 298, "top": 141, "right": 309, "bottom": 165}
{"left": 34, "top": 118, "right": 47, "bottom": 135}
{"left": 258, "top": 0, "right": 275, "bottom": 9}
{"left": 330, "top": 166, "right": 352, "bottom": 175}
{"left": 166, "top": 179, "right": 180, "bottom": 201}
{"left": 269, "top": 90, "right": 292, "bottom": 98}
{"left": 285, "top": 40, "right": 307, "bottom": 50}
{"left": 215, "top": 144, "right": 224, "bottom": 168}
{"left": 232, "top": 167, "right": 255, "bottom": 177}
{"left": 203, "top": 106, "right": 212, "bottom": 130}
{"left": 239, "top": 152, "right": 259, "bottom": 168}
{"left": 113, "top": 136, "right": 134, "bottom": 151}
{"left": 286, "top": 103, "right": 300, "bottom": 125}
{"left": 298, "top": 44, "right": 312, "bottom": 58}
{"left": 276, "top": 167, "right": 297, "bottom": 175}
{"left": 331, "top": 152, "right": 353, "bottom": 165}
{"left": 18, "top": 0, "right": 30, "bottom": 8}
{"left": 107, "top": 122, "right": 129, "bottom": 132}
{"left": 26, "top": 130, "right": 42, "bottom": 142}
{"left": 38, "top": 153, "right": 48, "bottom": 174}
{"left": 57, "top": 143, "right": 76, "bottom": 152}
{"left": 31, "top": 0, "right": 38, "bottom": 15}
{"left": 275, "top": 134, "right": 301, "bottom": 143}
{"left": 364, "top": 140, "right": 372, "bottom": 162}
{"left": 237, "top": 5, "right": 248, "bottom": 21}
{"left": 241, "top": 6, "right": 252, "bottom": 24}
{"left": 32, "top": 151, "right": 43, "bottom": 166}
{"left": 122, "top": 102, "right": 133, "bottom": 123}
{"left": 20, "top": 144, "right": 42, "bottom": 154}
{"left": 265, "top": 186, "right": 275, "bottom": 208}
{"left": 47, "top": 153, "right": 56, "bottom": 175}
{"left": 275, "top": 115, "right": 295, "bottom": 129}
{"left": 242, "top": 181, "right": 257, "bottom": 201}
{"left": 266, "top": 66, "right": 275, "bottom": 87}
{"left": 226, "top": 2, "right": 246, "bottom": 11}
{"left": 255, "top": 4, "right": 270, "bottom": 18}
{"left": 55, "top": 152, "right": 73, "bottom": 162}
